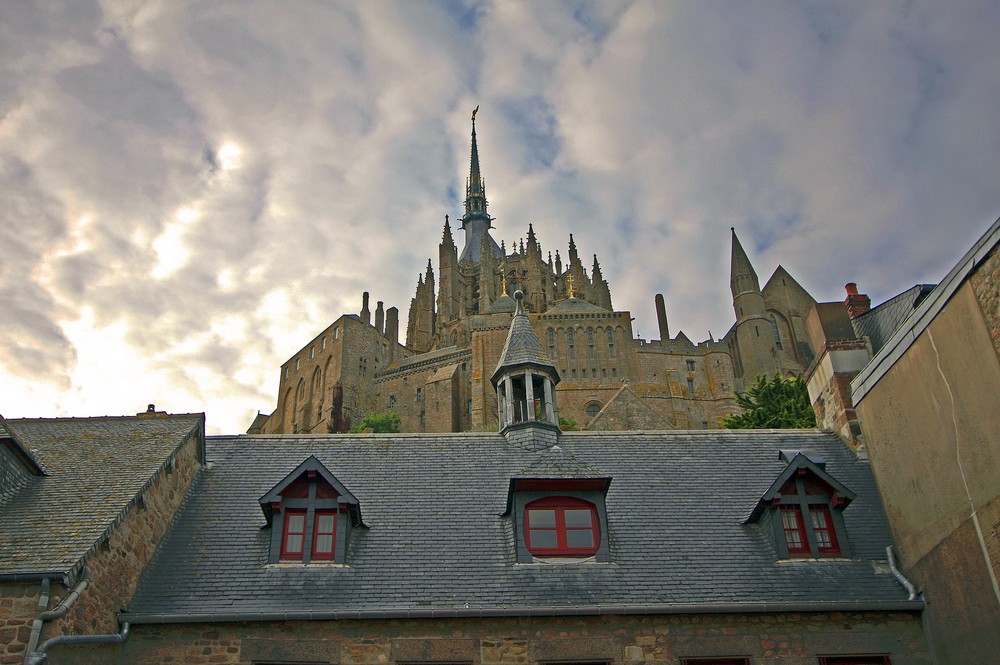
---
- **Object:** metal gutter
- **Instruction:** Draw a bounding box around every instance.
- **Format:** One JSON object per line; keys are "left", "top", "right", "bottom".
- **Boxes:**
{"left": 122, "top": 599, "right": 924, "bottom": 625}
{"left": 26, "top": 622, "right": 130, "bottom": 665}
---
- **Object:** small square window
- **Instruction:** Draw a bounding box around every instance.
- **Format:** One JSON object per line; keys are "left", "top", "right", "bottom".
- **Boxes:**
{"left": 686, "top": 359, "right": 695, "bottom": 371}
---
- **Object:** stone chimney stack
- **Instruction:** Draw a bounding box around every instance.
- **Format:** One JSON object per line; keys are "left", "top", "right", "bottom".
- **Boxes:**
{"left": 844, "top": 283, "right": 872, "bottom": 318}
{"left": 361, "top": 292, "right": 371, "bottom": 325}
{"left": 375, "top": 301, "right": 385, "bottom": 334}
{"left": 654, "top": 294, "right": 670, "bottom": 341}
{"left": 385, "top": 306, "right": 399, "bottom": 348}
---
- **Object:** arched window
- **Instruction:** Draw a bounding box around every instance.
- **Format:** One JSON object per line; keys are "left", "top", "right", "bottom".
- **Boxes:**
{"left": 770, "top": 316, "right": 783, "bottom": 350}
{"left": 606, "top": 328, "right": 615, "bottom": 358}
{"left": 566, "top": 329, "right": 575, "bottom": 359}
{"left": 585, "top": 402, "right": 602, "bottom": 418}
{"left": 524, "top": 496, "right": 600, "bottom": 557}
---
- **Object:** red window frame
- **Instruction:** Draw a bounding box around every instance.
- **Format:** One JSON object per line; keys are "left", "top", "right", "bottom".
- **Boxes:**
{"left": 280, "top": 509, "right": 307, "bottom": 561}
{"left": 311, "top": 510, "right": 337, "bottom": 561}
{"left": 809, "top": 505, "right": 841, "bottom": 556}
{"left": 780, "top": 505, "right": 810, "bottom": 556}
{"left": 818, "top": 657, "right": 891, "bottom": 665}
{"left": 525, "top": 496, "right": 600, "bottom": 557}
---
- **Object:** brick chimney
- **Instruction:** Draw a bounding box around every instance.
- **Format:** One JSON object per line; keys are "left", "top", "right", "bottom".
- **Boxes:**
{"left": 844, "top": 283, "right": 871, "bottom": 318}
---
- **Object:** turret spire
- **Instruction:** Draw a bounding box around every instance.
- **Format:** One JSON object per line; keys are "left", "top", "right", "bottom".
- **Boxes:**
{"left": 730, "top": 227, "right": 760, "bottom": 298}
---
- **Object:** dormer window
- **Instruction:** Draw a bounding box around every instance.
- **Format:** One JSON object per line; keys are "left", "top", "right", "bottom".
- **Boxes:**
{"left": 525, "top": 496, "right": 600, "bottom": 557}
{"left": 260, "top": 456, "right": 362, "bottom": 565}
{"left": 744, "top": 450, "right": 855, "bottom": 560}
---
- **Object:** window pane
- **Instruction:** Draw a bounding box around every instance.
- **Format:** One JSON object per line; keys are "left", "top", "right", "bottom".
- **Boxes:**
{"left": 529, "top": 529, "right": 558, "bottom": 548}
{"left": 315, "top": 534, "right": 334, "bottom": 553}
{"left": 529, "top": 509, "right": 556, "bottom": 528}
{"left": 317, "top": 514, "right": 335, "bottom": 533}
{"left": 566, "top": 529, "right": 595, "bottom": 548}
{"left": 285, "top": 534, "right": 303, "bottom": 553}
{"left": 564, "top": 509, "right": 594, "bottom": 528}
{"left": 811, "top": 509, "right": 829, "bottom": 529}
{"left": 287, "top": 513, "right": 305, "bottom": 531}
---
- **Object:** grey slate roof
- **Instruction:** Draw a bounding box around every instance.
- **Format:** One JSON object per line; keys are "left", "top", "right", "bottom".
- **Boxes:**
{"left": 0, "top": 414, "right": 204, "bottom": 580}
{"left": 852, "top": 284, "right": 935, "bottom": 355}
{"left": 545, "top": 296, "right": 609, "bottom": 314}
{"left": 125, "top": 428, "right": 916, "bottom": 622}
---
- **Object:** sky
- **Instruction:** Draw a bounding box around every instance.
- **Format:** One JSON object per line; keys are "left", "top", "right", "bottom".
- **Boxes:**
{"left": 2, "top": 1, "right": 999, "bottom": 434}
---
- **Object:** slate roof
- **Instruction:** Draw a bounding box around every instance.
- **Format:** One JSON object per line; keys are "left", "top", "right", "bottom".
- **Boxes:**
{"left": 125, "top": 428, "right": 917, "bottom": 623}
{"left": 0, "top": 414, "right": 204, "bottom": 580}
{"left": 545, "top": 296, "right": 609, "bottom": 315}
{"left": 852, "top": 284, "right": 936, "bottom": 355}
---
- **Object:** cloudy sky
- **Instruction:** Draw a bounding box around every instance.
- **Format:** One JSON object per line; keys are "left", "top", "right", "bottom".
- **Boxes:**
{"left": 2, "top": 1, "right": 998, "bottom": 433}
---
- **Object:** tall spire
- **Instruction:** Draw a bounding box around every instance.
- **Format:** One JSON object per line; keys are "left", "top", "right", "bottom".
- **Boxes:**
{"left": 464, "top": 106, "right": 488, "bottom": 223}
{"left": 459, "top": 107, "right": 501, "bottom": 263}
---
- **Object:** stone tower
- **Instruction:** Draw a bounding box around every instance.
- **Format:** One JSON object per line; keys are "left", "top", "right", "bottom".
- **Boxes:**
{"left": 729, "top": 228, "right": 781, "bottom": 383}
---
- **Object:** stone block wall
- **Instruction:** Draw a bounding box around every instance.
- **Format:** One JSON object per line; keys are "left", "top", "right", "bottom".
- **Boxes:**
{"left": 1, "top": 428, "right": 203, "bottom": 665}
{"left": 970, "top": 241, "right": 999, "bottom": 357}
{"left": 59, "top": 611, "right": 928, "bottom": 665}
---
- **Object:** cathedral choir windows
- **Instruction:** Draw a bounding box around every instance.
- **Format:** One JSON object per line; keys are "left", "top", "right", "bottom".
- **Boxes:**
{"left": 606, "top": 329, "right": 615, "bottom": 358}
{"left": 567, "top": 329, "right": 575, "bottom": 359}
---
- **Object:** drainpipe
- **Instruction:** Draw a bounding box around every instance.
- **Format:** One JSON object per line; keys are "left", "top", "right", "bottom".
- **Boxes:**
{"left": 26, "top": 622, "right": 130, "bottom": 665}
{"left": 23, "top": 569, "right": 92, "bottom": 665}
{"left": 23, "top": 578, "right": 51, "bottom": 664}
{"left": 887, "top": 545, "right": 919, "bottom": 601}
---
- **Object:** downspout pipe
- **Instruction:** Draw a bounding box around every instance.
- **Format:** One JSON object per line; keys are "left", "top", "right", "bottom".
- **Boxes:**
{"left": 24, "top": 569, "right": 91, "bottom": 665}
{"left": 887, "top": 545, "right": 919, "bottom": 601}
{"left": 23, "top": 578, "right": 51, "bottom": 664}
{"left": 26, "top": 622, "right": 130, "bottom": 665}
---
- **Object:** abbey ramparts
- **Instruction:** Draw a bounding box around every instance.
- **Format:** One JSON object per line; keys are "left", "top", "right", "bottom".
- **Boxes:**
{"left": 255, "top": 114, "right": 820, "bottom": 434}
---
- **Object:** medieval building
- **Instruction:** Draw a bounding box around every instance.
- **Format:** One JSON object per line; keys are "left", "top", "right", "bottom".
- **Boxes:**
{"left": 257, "top": 114, "right": 818, "bottom": 434}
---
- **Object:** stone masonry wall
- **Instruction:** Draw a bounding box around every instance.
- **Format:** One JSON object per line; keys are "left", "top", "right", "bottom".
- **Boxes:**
{"left": 0, "top": 428, "right": 203, "bottom": 665}
{"left": 62, "top": 611, "right": 928, "bottom": 665}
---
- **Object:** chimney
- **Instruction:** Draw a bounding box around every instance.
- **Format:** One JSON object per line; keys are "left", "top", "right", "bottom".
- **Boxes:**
{"left": 654, "top": 293, "right": 670, "bottom": 341}
{"left": 844, "top": 283, "right": 871, "bottom": 318}
{"left": 385, "top": 306, "right": 399, "bottom": 348}
{"left": 375, "top": 301, "right": 385, "bottom": 334}
{"left": 360, "top": 292, "right": 371, "bottom": 325}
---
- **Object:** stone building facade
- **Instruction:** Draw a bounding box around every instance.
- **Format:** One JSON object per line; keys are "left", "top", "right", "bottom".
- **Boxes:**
{"left": 259, "top": 115, "right": 817, "bottom": 434}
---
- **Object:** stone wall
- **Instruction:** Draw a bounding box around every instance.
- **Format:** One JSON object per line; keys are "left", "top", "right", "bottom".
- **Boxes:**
{"left": 1, "top": 428, "right": 203, "bottom": 665}
{"left": 970, "top": 241, "right": 999, "bottom": 357}
{"left": 59, "top": 611, "right": 928, "bottom": 665}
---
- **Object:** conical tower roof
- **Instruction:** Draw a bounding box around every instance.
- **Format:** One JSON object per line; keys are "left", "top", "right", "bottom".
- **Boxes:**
{"left": 490, "top": 291, "right": 559, "bottom": 386}
{"left": 730, "top": 227, "right": 761, "bottom": 297}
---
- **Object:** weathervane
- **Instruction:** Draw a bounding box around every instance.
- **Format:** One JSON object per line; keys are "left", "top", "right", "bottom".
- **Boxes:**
{"left": 472, "top": 105, "right": 479, "bottom": 121}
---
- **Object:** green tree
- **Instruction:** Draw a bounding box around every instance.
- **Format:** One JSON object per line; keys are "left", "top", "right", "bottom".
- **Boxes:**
{"left": 558, "top": 416, "right": 578, "bottom": 431}
{"left": 348, "top": 412, "right": 401, "bottom": 433}
{"left": 722, "top": 373, "right": 816, "bottom": 429}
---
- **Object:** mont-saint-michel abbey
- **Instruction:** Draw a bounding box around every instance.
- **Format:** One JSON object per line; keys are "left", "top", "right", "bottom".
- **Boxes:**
{"left": 255, "top": 112, "right": 819, "bottom": 435}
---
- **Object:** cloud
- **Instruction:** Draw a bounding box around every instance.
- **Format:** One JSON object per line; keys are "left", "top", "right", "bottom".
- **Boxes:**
{"left": 1, "top": 1, "right": 998, "bottom": 431}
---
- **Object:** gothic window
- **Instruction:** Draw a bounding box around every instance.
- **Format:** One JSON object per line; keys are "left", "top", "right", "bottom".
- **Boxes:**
{"left": 284, "top": 367, "right": 289, "bottom": 380}
{"left": 606, "top": 329, "right": 615, "bottom": 358}
{"left": 770, "top": 315, "right": 783, "bottom": 350}
{"left": 310, "top": 346, "right": 315, "bottom": 359}
{"left": 334, "top": 327, "right": 339, "bottom": 340}
{"left": 296, "top": 358, "right": 301, "bottom": 371}
{"left": 416, "top": 387, "right": 423, "bottom": 402}
{"left": 567, "top": 329, "right": 575, "bottom": 359}
{"left": 587, "top": 328, "right": 595, "bottom": 359}
{"left": 548, "top": 329, "right": 556, "bottom": 358}
{"left": 322, "top": 336, "right": 327, "bottom": 350}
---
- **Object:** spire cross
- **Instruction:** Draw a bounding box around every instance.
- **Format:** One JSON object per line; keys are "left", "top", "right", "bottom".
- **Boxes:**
{"left": 567, "top": 273, "right": 575, "bottom": 298}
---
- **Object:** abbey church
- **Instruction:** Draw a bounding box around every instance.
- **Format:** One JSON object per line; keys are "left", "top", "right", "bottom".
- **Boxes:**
{"left": 255, "top": 113, "right": 821, "bottom": 435}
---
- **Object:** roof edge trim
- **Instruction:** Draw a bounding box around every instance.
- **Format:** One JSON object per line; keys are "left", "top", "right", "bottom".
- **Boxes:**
{"left": 121, "top": 599, "right": 925, "bottom": 625}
